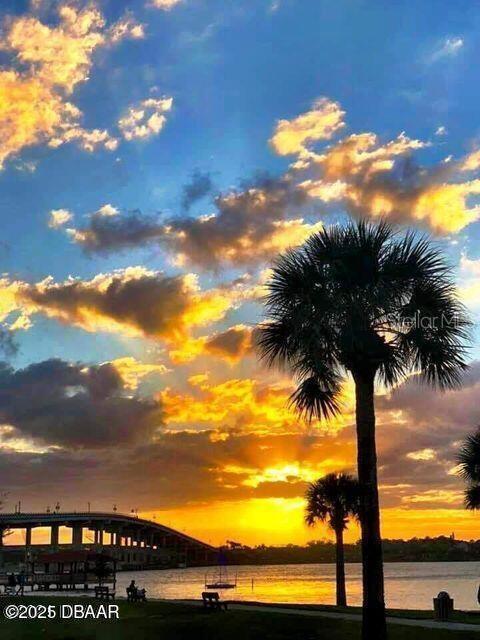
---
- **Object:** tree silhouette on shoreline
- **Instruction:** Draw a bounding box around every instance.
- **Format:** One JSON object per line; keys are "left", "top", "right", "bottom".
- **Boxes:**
{"left": 305, "top": 473, "right": 360, "bottom": 606}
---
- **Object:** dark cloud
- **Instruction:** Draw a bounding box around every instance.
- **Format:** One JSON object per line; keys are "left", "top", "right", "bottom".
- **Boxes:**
{"left": 68, "top": 175, "right": 316, "bottom": 268}
{"left": 0, "top": 415, "right": 467, "bottom": 514}
{"left": 181, "top": 170, "right": 214, "bottom": 210}
{"left": 366, "top": 365, "right": 480, "bottom": 510}
{"left": 377, "top": 361, "right": 480, "bottom": 432}
{"left": 73, "top": 210, "right": 163, "bottom": 255}
{"left": 204, "top": 325, "right": 253, "bottom": 362}
{"left": 165, "top": 175, "right": 310, "bottom": 268}
{"left": 16, "top": 268, "right": 241, "bottom": 344}
{"left": 0, "top": 359, "right": 162, "bottom": 448}
{"left": 0, "top": 430, "right": 350, "bottom": 510}
{"left": 0, "top": 360, "right": 476, "bottom": 512}
{"left": 0, "top": 327, "right": 17, "bottom": 358}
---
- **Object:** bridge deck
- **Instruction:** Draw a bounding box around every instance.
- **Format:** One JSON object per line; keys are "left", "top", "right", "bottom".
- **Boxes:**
{"left": 0, "top": 512, "right": 216, "bottom": 551}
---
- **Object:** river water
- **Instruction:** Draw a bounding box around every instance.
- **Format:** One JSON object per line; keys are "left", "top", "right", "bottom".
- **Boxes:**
{"left": 114, "top": 562, "right": 480, "bottom": 611}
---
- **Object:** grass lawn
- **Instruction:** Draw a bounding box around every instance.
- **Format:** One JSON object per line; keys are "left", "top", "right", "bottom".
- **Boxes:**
{"left": 0, "top": 597, "right": 477, "bottom": 639}
{"left": 239, "top": 601, "right": 480, "bottom": 626}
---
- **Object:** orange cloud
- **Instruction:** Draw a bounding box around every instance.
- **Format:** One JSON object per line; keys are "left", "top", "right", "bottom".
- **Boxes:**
{"left": 161, "top": 373, "right": 355, "bottom": 434}
{"left": 169, "top": 325, "right": 254, "bottom": 364}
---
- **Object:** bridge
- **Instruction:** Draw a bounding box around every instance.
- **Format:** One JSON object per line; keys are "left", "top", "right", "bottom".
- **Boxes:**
{"left": 0, "top": 512, "right": 218, "bottom": 570}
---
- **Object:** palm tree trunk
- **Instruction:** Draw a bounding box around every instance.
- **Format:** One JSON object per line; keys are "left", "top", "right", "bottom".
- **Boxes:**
{"left": 335, "top": 526, "right": 347, "bottom": 607}
{"left": 354, "top": 370, "right": 387, "bottom": 640}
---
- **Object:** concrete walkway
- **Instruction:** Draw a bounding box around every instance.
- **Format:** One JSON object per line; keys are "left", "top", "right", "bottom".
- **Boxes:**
{"left": 173, "top": 599, "right": 480, "bottom": 633}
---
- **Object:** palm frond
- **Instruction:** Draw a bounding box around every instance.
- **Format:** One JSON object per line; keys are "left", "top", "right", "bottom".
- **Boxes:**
{"left": 257, "top": 218, "right": 471, "bottom": 418}
{"left": 304, "top": 473, "right": 360, "bottom": 530}
{"left": 464, "top": 485, "right": 480, "bottom": 511}
{"left": 396, "top": 278, "right": 471, "bottom": 389}
{"left": 457, "top": 429, "right": 480, "bottom": 483}
{"left": 290, "top": 376, "right": 342, "bottom": 421}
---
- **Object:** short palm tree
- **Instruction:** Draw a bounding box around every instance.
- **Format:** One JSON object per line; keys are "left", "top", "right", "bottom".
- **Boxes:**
{"left": 257, "top": 220, "right": 470, "bottom": 640}
{"left": 457, "top": 429, "right": 480, "bottom": 509}
{"left": 305, "top": 473, "right": 360, "bottom": 606}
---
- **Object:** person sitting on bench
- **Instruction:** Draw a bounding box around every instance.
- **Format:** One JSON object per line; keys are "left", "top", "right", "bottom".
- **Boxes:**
{"left": 126, "top": 580, "right": 137, "bottom": 601}
{"left": 202, "top": 591, "right": 228, "bottom": 610}
{"left": 126, "top": 580, "right": 147, "bottom": 602}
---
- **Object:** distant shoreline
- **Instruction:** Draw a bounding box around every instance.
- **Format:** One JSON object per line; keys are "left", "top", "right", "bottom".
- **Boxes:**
{"left": 223, "top": 536, "right": 480, "bottom": 565}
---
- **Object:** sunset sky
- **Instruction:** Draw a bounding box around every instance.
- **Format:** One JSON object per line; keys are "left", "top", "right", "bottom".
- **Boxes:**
{"left": 3, "top": 0, "right": 480, "bottom": 547}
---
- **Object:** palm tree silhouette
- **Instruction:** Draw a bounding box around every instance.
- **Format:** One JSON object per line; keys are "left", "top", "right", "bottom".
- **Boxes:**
{"left": 257, "top": 220, "right": 470, "bottom": 639}
{"left": 457, "top": 429, "right": 480, "bottom": 509}
{"left": 305, "top": 473, "right": 360, "bottom": 606}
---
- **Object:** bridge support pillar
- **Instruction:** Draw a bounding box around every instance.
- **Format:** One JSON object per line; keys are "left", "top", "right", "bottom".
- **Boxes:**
{"left": 94, "top": 528, "right": 104, "bottom": 545}
{"left": 25, "top": 526, "right": 32, "bottom": 547}
{"left": 50, "top": 525, "right": 59, "bottom": 547}
{"left": 72, "top": 525, "right": 82, "bottom": 546}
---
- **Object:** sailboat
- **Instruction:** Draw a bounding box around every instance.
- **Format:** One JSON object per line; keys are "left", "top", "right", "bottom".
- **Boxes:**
{"left": 205, "top": 550, "right": 237, "bottom": 589}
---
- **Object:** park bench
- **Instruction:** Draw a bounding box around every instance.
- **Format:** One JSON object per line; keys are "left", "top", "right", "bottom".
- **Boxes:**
{"left": 126, "top": 586, "right": 147, "bottom": 602}
{"left": 94, "top": 585, "right": 115, "bottom": 600}
{"left": 202, "top": 591, "right": 228, "bottom": 611}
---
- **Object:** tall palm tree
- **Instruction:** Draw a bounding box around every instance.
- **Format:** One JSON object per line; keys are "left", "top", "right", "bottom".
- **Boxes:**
{"left": 257, "top": 220, "right": 470, "bottom": 640}
{"left": 305, "top": 472, "right": 360, "bottom": 607}
{"left": 457, "top": 429, "right": 480, "bottom": 509}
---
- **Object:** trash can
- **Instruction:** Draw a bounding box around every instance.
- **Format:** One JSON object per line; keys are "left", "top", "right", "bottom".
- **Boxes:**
{"left": 433, "top": 591, "right": 454, "bottom": 621}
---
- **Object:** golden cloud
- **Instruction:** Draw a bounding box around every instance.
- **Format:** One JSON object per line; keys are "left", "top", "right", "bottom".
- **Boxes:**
{"left": 270, "top": 97, "right": 346, "bottom": 156}
{"left": 3, "top": 4, "right": 106, "bottom": 91}
{"left": 0, "top": 3, "right": 140, "bottom": 168}
{"left": 108, "top": 356, "right": 169, "bottom": 390}
{"left": 0, "top": 71, "right": 74, "bottom": 168}
{"left": 293, "top": 126, "right": 480, "bottom": 234}
{"left": 267, "top": 96, "right": 480, "bottom": 234}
